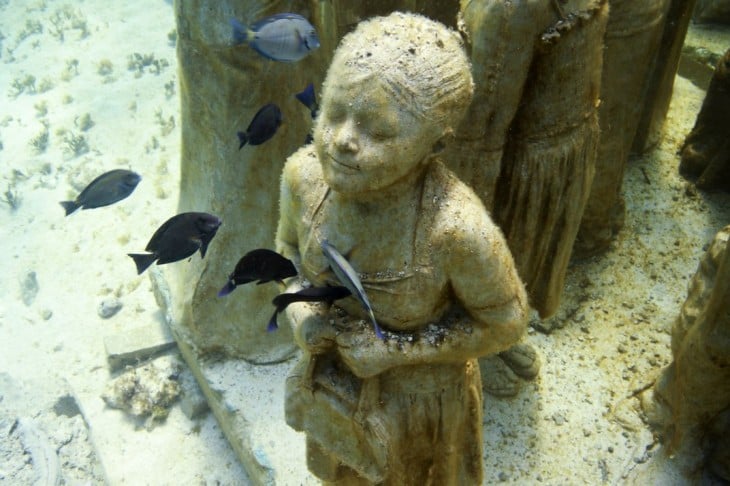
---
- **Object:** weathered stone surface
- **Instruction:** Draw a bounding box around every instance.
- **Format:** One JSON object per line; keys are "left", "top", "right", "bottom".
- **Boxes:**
{"left": 632, "top": 0, "right": 698, "bottom": 154}
{"left": 680, "top": 48, "right": 730, "bottom": 191}
{"left": 479, "top": 0, "right": 607, "bottom": 319}
{"left": 103, "top": 321, "right": 176, "bottom": 371}
{"left": 577, "top": 0, "right": 669, "bottom": 257}
{"left": 645, "top": 225, "right": 730, "bottom": 482}
{"left": 578, "top": 0, "right": 697, "bottom": 257}
{"left": 694, "top": 0, "right": 730, "bottom": 24}
{"left": 169, "top": 1, "right": 459, "bottom": 363}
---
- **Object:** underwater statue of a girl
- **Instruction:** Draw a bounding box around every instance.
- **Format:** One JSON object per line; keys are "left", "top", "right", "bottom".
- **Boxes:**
{"left": 275, "top": 12, "right": 529, "bottom": 484}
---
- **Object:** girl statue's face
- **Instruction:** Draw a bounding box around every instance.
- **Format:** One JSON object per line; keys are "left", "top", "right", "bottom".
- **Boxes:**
{"left": 314, "top": 76, "right": 439, "bottom": 195}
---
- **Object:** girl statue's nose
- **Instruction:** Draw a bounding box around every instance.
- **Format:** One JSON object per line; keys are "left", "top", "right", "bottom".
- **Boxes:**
{"left": 334, "top": 119, "right": 359, "bottom": 153}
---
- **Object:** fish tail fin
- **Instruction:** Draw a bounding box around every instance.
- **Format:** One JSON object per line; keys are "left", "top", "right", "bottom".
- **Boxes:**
{"left": 373, "top": 322, "right": 385, "bottom": 340}
{"left": 230, "top": 18, "right": 248, "bottom": 45}
{"left": 295, "top": 83, "right": 315, "bottom": 110}
{"left": 237, "top": 131, "right": 248, "bottom": 150}
{"left": 128, "top": 253, "right": 157, "bottom": 275}
{"left": 267, "top": 309, "right": 279, "bottom": 332}
{"left": 59, "top": 200, "right": 80, "bottom": 216}
{"left": 369, "top": 310, "right": 385, "bottom": 340}
{"left": 217, "top": 280, "right": 236, "bottom": 297}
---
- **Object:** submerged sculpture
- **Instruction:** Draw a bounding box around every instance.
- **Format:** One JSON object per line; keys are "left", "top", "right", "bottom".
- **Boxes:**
{"left": 679, "top": 48, "right": 730, "bottom": 192}
{"left": 454, "top": 0, "right": 607, "bottom": 320}
{"left": 642, "top": 225, "right": 730, "bottom": 481}
{"left": 275, "top": 12, "right": 528, "bottom": 484}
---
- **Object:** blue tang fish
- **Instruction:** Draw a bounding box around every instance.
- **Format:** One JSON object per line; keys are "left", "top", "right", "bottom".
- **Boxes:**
{"left": 230, "top": 13, "right": 320, "bottom": 63}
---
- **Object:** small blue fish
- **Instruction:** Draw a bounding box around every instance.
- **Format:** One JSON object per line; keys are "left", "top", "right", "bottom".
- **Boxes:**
{"left": 295, "top": 83, "right": 318, "bottom": 144}
{"left": 237, "top": 103, "right": 282, "bottom": 149}
{"left": 295, "top": 83, "right": 319, "bottom": 119}
{"left": 230, "top": 13, "right": 320, "bottom": 63}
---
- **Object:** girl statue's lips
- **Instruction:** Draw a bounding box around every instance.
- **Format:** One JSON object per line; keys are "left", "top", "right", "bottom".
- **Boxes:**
{"left": 328, "top": 154, "right": 361, "bottom": 171}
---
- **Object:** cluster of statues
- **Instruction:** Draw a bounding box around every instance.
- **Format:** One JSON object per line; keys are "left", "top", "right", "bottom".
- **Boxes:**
{"left": 170, "top": 1, "right": 728, "bottom": 483}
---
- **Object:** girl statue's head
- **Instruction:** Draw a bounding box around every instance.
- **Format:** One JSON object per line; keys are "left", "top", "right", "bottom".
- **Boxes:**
{"left": 325, "top": 11, "right": 473, "bottom": 137}
{"left": 314, "top": 12, "right": 474, "bottom": 195}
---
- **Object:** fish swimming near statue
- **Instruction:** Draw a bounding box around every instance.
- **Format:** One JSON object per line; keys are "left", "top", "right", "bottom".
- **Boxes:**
{"left": 60, "top": 169, "right": 141, "bottom": 215}
{"left": 321, "top": 239, "right": 385, "bottom": 340}
{"left": 267, "top": 285, "right": 351, "bottom": 331}
{"left": 295, "top": 82, "right": 318, "bottom": 144}
{"left": 295, "top": 83, "right": 319, "bottom": 119}
{"left": 237, "top": 103, "right": 282, "bottom": 149}
{"left": 128, "top": 212, "right": 221, "bottom": 275}
{"left": 218, "top": 248, "right": 298, "bottom": 297}
{"left": 230, "top": 13, "right": 320, "bottom": 63}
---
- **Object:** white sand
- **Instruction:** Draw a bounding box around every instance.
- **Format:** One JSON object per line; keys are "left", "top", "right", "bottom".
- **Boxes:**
{"left": 0, "top": 1, "right": 246, "bottom": 483}
{"left": 1, "top": 1, "right": 730, "bottom": 485}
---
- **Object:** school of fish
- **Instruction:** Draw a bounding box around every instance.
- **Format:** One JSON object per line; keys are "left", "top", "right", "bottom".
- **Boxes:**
{"left": 60, "top": 12, "right": 385, "bottom": 339}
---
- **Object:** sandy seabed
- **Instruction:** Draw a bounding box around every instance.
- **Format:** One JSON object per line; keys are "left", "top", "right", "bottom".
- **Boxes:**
{"left": 1, "top": 1, "right": 729, "bottom": 485}
{"left": 0, "top": 0, "right": 246, "bottom": 484}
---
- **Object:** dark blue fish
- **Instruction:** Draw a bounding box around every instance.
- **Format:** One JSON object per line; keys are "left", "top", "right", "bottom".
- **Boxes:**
{"left": 267, "top": 285, "right": 351, "bottom": 331}
{"left": 321, "top": 240, "right": 384, "bottom": 340}
{"left": 218, "top": 248, "right": 297, "bottom": 297}
{"left": 230, "top": 13, "right": 320, "bottom": 63}
{"left": 60, "top": 169, "right": 141, "bottom": 215}
{"left": 237, "top": 103, "right": 282, "bottom": 149}
{"left": 295, "top": 83, "right": 319, "bottom": 119}
{"left": 128, "top": 212, "right": 221, "bottom": 275}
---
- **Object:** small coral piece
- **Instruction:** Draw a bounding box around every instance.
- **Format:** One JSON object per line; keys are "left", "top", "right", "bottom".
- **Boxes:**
{"left": 102, "top": 359, "right": 181, "bottom": 426}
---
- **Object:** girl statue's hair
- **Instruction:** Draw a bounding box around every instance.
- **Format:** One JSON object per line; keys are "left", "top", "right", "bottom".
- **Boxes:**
{"left": 323, "top": 12, "right": 474, "bottom": 134}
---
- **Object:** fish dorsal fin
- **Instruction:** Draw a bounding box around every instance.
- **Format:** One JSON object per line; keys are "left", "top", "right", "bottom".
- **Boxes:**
{"left": 251, "top": 13, "right": 307, "bottom": 31}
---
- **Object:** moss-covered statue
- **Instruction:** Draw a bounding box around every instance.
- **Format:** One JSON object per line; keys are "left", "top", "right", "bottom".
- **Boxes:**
{"left": 275, "top": 12, "right": 528, "bottom": 485}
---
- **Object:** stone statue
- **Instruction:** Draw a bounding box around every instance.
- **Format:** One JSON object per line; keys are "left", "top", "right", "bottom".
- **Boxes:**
{"left": 579, "top": 0, "right": 698, "bottom": 256}
{"left": 171, "top": 0, "right": 690, "bottom": 358}
{"left": 454, "top": 0, "right": 607, "bottom": 320}
{"left": 694, "top": 0, "right": 730, "bottom": 24}
{"left": 576, "top": 0, "right": 669, "bottom": 256}
{"left": 679, "top": 48, "right": 730, "bottom": 192}
{"left": 275, "top": 12, "right": 529, "bottom": 484}
{"left": 641, "top": 225, "right": 730, "bottom": 482}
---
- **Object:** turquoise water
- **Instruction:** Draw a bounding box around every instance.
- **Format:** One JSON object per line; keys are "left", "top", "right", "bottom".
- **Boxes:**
{"left": 0, "top": 1, "right": 250, "bottom": 483}
{"left": 1, "top": 1, "right": 730, "bottom": 484}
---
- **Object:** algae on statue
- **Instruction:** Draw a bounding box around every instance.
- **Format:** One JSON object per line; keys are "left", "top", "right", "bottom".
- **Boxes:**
{"left": 679, "top": 48, "right": 730, "bottom": 192}
{"left": 576, "top": 0, "right": 670, "bottom": 256}
{"left": 276, "top": 13, "right": 529, "bottom": 484}
{"left": 642, "top": 225, "right": 730, "bottom": 482}
{"left": 456, "top": 0, "right": 607, "bottom": 319}
{"left": 579, "top": 0, "right": 698, "bottom": 256}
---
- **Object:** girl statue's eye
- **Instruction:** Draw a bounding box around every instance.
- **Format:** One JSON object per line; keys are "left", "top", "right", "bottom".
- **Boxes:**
{"left": 370, "top": 129, "right": 392, "bottom": 140}
{"left": 324, "top": 104, "right": 346, "bottom": 123}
